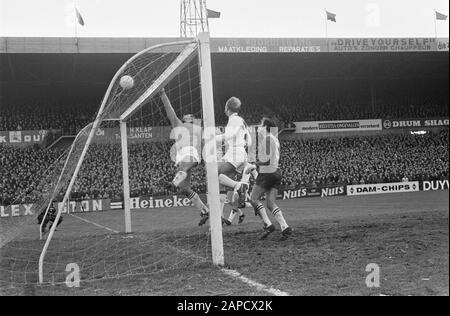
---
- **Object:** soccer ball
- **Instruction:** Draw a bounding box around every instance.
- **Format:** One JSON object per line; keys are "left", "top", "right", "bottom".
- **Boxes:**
{"left": 120, "top": 75, "right": 134, "bottom": 90}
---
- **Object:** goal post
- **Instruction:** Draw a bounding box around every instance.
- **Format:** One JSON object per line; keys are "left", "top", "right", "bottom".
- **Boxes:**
{"left": 198, "top": 32, "right": 224, "bottom": 266}
{"left": 37, "top": 34, "right": 224, "bottom": 284}
{"left": 39, "top": 124, "right": 95, "bottom": 283}
{"left": 120, "top": 120, "right": 132, "bottom": 234}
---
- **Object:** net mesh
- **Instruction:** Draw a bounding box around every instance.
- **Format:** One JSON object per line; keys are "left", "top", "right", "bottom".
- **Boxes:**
{"left": 0, "top": 40, "right": 214, "bottom": 295}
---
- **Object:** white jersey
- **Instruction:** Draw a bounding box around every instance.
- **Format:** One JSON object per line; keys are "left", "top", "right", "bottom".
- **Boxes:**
{"left": 217, "top": 113, "right": 251, "bottom": 169}
{"left": 172, "top": 122, "right": 202, "bottom": 165}
{"left": 221, "top": 113, "right": 251, "bottom": 151}
{"left": 173, "top": 122, "right": 202, "bottom": 153}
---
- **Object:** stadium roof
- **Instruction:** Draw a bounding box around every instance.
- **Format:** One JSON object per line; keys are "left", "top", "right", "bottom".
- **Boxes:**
{"left": 0, "top": 37, "right": 449, "bottom": 54}
{"left": 0, "top": 37, "right": 448, "bottom": 102}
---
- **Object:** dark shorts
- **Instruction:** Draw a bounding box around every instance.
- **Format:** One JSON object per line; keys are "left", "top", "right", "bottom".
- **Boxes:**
{"left": 255, "top": 169, "right": 282, "bottom": 191}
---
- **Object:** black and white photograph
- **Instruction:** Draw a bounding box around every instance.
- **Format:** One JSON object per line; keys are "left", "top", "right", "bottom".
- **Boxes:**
{"left": 0, "top": 0, "right": 448, "bottom": 299}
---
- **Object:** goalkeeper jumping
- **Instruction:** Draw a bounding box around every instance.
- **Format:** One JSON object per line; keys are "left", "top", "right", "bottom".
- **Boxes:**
{"left": 160, "top": 88, "right": 225, "bottom": 226}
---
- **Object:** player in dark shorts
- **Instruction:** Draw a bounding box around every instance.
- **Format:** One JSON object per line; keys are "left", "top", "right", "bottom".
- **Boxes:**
{"left": 249, "top": 117, "right": 292, "bottom": 240}
{"left": 255, "top": 168, "right": 282, "bottom": 192}
{"left": 37, "top": 201, "right": 63, "bottom": 235}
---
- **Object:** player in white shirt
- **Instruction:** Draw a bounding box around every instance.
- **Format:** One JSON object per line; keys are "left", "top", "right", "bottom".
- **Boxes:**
{"left": 217, "top": 97, "right": 251, "bottom": 195}
{"left": 198, "top": 97, "right": 251, "bottom": 226}
{"left": 160, "top": 89, "right": 210, "bottom": 225}
{"left": 249, "top": 117, "right": 292, "bottom": 240}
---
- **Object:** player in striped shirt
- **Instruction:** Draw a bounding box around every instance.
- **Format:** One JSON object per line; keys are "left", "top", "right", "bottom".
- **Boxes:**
{"left": 249, "top": 117, "right": 292, "bottom": 240}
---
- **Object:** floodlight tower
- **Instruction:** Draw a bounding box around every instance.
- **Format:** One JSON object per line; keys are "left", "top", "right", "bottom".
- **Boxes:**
{"left": 180, "top": 0, "right": 209, "bottom": 38}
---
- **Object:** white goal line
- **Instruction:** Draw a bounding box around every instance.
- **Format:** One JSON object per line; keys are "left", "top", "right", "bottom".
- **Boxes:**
{"left": 69, "top": 213, "right": 120, "bottom": 234}
{"left": 220, "top": 268, "right": 291, "bottom": 296}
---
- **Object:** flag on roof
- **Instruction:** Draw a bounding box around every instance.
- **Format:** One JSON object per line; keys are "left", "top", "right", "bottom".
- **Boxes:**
{"left": 435, "top": 11, "right": 448, "bottom": 20}
{"left": 207, "top": 9, "right": 221, "bottom": 19}
{"left": 326, "top": 10, "right": 336, "bottom": 22}
{"left": 75, "top": 8, "right": 85, "bottom": 26}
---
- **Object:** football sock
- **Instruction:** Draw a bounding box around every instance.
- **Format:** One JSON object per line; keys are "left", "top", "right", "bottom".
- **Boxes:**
{"left": 254, "top": 203, "right": 272, "bottom": 227}
{"left": 218, "top": 174, "right": 239, "bottom": 190}
{"left": 187, "top": 191, "right": 209, "bottom": 214}
{"left": 228, "top": 208, "right": 243, "bottom": 223}
{"left": 272, "top": 207, "right": 288, "bottom": 231}
{"left": 172, "top": 171, "right": 187, "bottom": 187}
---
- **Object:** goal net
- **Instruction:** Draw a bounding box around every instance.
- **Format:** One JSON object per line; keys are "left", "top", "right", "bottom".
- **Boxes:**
{"left": 0, "top": 35, "right": 222, "bottom": 295}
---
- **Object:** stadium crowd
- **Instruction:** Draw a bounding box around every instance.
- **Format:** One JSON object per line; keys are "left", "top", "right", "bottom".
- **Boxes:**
{"left": 1, "top": 95, "right": 448, "bottom": 132}
{"left": 0, "top": 145, "right": 64, "bottom": 205}
{"left": 0, "top": 100, "right": 95, "bottom": 133}
{"left": 279, "top": 130, "right": 449, "bottom": 187}
{"left": 265, "top": 95, "right": 449, "bottom": 125}
{"left": 1, "top": 130, "right": 448, "bottom": 205}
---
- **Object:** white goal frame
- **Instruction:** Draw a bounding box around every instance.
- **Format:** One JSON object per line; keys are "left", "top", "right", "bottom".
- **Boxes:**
{"left": 38, "top": 32, "right": 224, "bottom": 284}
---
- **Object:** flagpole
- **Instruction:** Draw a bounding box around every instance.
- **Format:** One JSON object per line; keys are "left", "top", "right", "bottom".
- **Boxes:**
{"left": 434, "top": 9, "right": 437, "bottom": 39}
{"left": 201, "top": 0, "right": 208, "bottom": 33}
{"left": 74, "top": 0, "right": 79, "bottom": 49}
{"left": 325, "top": 9, "right": 329, "bottom": 48}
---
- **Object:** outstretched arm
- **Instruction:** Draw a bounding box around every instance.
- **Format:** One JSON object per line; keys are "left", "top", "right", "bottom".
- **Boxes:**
{"left": 160, "top": 88, "right": 182, "bottom": 127}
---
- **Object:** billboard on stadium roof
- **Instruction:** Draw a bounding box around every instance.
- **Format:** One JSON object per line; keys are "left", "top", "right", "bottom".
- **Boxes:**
{"left": 0, "top": 37, "right": 448, "bottom": 54}
{"left": 328, "top": 38, "right": 447, "bottom": 52}
{"left": 210, "top": 37, "right": 326, "bottom": 53}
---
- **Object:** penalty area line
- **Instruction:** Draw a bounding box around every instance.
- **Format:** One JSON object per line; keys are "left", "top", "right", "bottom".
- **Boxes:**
{"left": 221, "top": 268, "right": 291, "bottom": 296}
{"left": 69, "top": 214, "right": 120, "bottom": 234}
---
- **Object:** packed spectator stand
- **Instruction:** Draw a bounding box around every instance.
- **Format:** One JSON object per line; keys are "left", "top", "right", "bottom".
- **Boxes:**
{"left": 1, "top": 94, "right": 448, "bottom": 132}
{"left": 1, "top": 127, "right": 448, "bottom": 205}
{"left": 1, "top": 92, "right": 449, "bottom": 205}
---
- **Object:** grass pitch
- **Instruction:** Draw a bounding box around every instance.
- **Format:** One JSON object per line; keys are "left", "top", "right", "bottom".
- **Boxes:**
{"left": 0, "top": 190, "right": 448, "bottom": 296}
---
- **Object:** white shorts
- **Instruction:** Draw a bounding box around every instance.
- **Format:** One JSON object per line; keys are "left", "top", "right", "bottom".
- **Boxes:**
{"left": 175, "top": 146, "right": 200, "bottom": 166}
{"left": 221, "top": 147, "right": 247, "bottom": 170}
